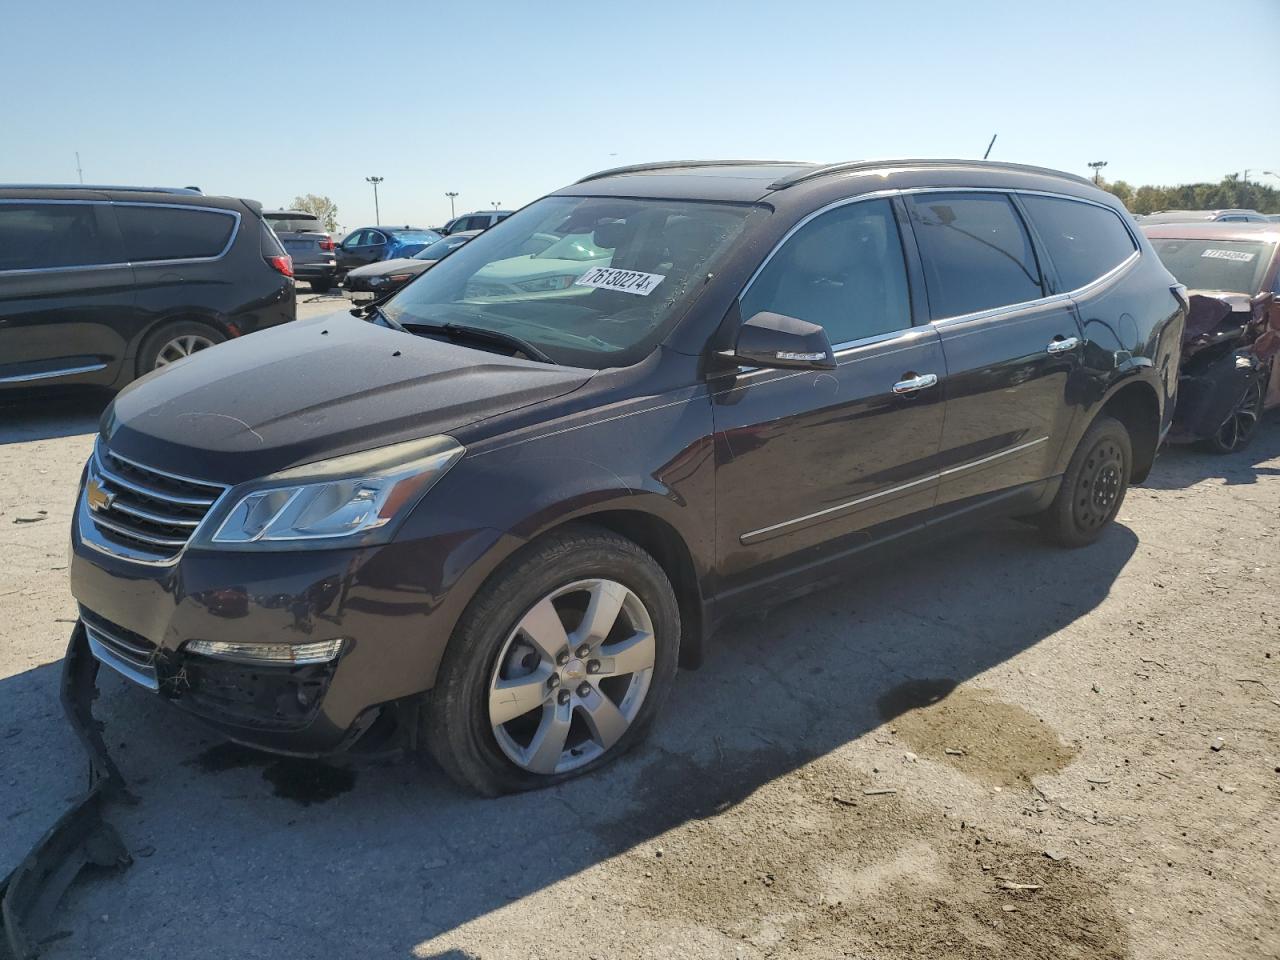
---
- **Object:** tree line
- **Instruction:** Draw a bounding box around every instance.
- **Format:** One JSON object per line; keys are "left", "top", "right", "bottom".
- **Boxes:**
{"left": 1100, "top": 174, "right": 1279, "bottom": 215}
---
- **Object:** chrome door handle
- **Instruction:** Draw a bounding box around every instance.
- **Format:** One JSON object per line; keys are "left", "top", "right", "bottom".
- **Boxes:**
{"left": 892, "top": 373, "right": 938, "bottom": 394}
{"left": 1047, "top": 336, "right": 1080, "bottom": 354}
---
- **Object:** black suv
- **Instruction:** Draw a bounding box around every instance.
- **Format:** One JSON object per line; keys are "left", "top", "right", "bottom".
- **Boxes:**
{"left": 0, "top": 185, "right": 296, "bottom": 392}
{"left": 68, "top": 160, "right": 1184, "bottom": 795}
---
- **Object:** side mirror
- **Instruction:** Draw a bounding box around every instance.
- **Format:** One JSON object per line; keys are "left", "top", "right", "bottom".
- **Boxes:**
{"left": 731, "top": 311, "right": 836, "bottom": 370}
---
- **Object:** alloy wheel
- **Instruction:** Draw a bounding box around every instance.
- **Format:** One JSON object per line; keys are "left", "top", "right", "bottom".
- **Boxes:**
{"left": 1214, "top": 378, "right": 1264, "bottom": 453}
{"left": 154, "top": 334, "right": 216, "bottom": 368}
{"left": 488, "top": 578, "right": 655, "bottom": 775}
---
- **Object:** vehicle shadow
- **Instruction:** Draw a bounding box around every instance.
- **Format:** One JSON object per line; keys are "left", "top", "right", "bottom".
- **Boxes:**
{"left": 0, "top": 392, "right": 107, "bottom": 445}
{"left": 1, "top": 516, "right": 1140, "bottom": 959}
{"left": 1142, "top": 415, "right": 1280, "bottom": 490}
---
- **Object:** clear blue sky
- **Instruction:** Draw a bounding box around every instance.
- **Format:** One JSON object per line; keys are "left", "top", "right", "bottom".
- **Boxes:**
{"left": 5, "top": 0, "right": 1278, "bottom": 233}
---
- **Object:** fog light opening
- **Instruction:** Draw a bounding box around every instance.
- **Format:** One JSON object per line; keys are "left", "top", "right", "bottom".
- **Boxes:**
{"left": 184, "top": 638, "right": 345, "bottom": 665}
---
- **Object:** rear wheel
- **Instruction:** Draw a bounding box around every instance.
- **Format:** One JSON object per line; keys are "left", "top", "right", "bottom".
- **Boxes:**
{"left": 136, "top": 320, "right": 225, "bottom": 377}
{"left": 423, "top": 525, "right": 680, "bottom": 796}
{"left": 1201, "top": 376, "right": 1265, "bottom": 454}
{"left": 1039, "top": 415, "right": 1131, "bottom": 548}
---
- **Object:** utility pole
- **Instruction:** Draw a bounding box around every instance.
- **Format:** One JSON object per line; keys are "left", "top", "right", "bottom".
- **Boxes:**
{"left": 982, "top": 134, "right": 997, "bottom": 160}
{"left": 1087, "top": 161, "right": 1108, "bottom": 185}
{"left": 365, "top": 176, "right": 384, "bottom": 223}
{"left": 445, "top": 191, "right": 458, "bottom": 218}
{"left": 75, "top": 151, "right": 83, "bottom": 184}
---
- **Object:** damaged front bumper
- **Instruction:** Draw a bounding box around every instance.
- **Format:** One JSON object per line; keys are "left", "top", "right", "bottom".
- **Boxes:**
{"left": 0, "top": 625, "right": 131, "bottom": 960}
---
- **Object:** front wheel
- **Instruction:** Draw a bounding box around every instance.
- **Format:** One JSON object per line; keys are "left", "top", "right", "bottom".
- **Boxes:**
{"left": 423, "top": 525, "right": 680, "bottom": 796}
{"left": 136, "top": 320, "right": 225, "bottom": 377}
{"left": 1039, "top": 415, "right": 1132, "bottom": 548}
{"left": 1201, "top": 376, "right": 1265, "bottom": 454}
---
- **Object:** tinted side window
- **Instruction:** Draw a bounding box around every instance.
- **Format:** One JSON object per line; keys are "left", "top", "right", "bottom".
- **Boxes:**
{"left": 0, "top": 202, "right": 115, "bottom": 271}
{"left": 910, "top": 193, "right": 1043, "bottom": 317}
{"left": 740, "top": 198, "right": 912, "bottom": 345}
{"left": 1021, "top": 196, "right": 1137, "bottom": 291}
{"left": 367, "top": 230, "right": 387, "bottom": 245}
{"left": 462, "top": 216, "right": 489, "bottom": 231}
{"left": 116, "top": 205, "right": 236, "bottom": 262}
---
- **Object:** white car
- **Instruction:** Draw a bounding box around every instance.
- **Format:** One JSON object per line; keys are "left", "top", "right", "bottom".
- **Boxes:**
{"left": 464, "top": 233, "right": 611, "bottom": 300}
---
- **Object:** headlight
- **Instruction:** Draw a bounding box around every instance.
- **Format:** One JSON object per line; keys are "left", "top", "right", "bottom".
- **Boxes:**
{"left": 203, "top": 435, "right": 463, "bottom": 548}
{"left": 385, "top": 273, "right": 414, "bottom": 283}
{"left": 514, "top": 275, "right": 578, "bottom": 292}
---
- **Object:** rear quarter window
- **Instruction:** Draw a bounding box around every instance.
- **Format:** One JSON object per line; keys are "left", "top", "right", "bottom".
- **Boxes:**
{"left": 0, "top": 202, "right": 118, "bottom": 271}
{"left": 1021, "top": 196, "right": 1137, "bottom": 292}
{"left": 115, "top": 204, "right": 237, "bottom": 262}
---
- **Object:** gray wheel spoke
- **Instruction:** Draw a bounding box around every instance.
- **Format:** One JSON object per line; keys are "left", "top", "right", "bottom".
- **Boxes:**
{"left": 596, "top": 630, "right": 656, "bottom": 678}
{"left": 572, "top": 580, "right": 627, "bottom": 649}
{"left": 489, "top": 667, "right": 553, "bottom": 725}
{"left": 578, "top": 687, "right": 629, "bottom": 751}
{"left": 518, "top": 597, "right": 570, "bottom": 659}
{"left": 523, "top": 700, "right": 573, "bottom": 774}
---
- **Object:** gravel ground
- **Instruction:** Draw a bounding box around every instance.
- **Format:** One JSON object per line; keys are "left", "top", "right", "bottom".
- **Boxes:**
{"left": 1, "top": 304, "right": 1277, "bottom": 959}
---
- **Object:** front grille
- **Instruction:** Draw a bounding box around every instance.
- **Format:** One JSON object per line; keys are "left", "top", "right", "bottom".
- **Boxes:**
{"left": 81, "top": 608, "right": 161, "bottom": 690}
{"left": 86, "top": 442, "right": 228, "bottom": 561}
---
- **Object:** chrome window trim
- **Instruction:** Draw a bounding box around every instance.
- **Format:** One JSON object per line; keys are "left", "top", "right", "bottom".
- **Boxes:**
{"left": 0, "top": 361, "right": 108, "bottom": 384}
{"left": 739, "top": 436, "right": 1049, "bottom": 545}
{"left": 0, "top": 197, "right": 240, "bottom": 275}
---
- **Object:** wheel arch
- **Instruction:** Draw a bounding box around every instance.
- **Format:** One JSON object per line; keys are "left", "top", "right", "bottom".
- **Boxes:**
{"left": 127, "top": 310, "right": 236, "bottom": 367}
{"left": 1098, "top": 378, "right": 1162, "bottom": 483}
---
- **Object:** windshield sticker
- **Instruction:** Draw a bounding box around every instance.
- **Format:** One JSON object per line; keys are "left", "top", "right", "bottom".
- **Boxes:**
{"left": 1201, "top": 249, "right": 1256, "bottom": 263}
{"left": 574, "top": 266, "right": 666, "bottom": 296}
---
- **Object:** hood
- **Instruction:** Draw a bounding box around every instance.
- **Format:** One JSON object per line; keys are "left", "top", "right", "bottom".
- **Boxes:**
{"left": 103, "top": 314, "right": 593, "bottom": 484}
{"left": 348, "top": 257, "right": 421, "bottom": 278}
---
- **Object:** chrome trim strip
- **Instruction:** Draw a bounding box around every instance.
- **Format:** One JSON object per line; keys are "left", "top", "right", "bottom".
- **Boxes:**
{"left": 83, "top": 616, "right": 154, "bottom": 660}
{"left": 739, "top": 436, "right": 1049, "bottom": 544}
{"left": 86, "top": 628, "right": 160, "bottom": 691}
{"left": 89, "top": 512, "right": 189, "bottom": 548}
{"left": 94, "top": 457, "right": 220, "bottom": 507}
{"left": 77, "top": 496, "right": 179, "bottom": 567}
{"left": 103, "top": 443, "right": 228, "bottom": 493}
{"left": 0, "top": 361, "right": 108, "bottom": 384}
{"left": 109, "top": 499, "right": 202, "bottom": 528}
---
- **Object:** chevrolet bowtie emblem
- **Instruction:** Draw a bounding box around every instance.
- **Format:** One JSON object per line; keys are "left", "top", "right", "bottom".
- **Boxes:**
{"left": 86, "top": 477, "right": 115, "bottom": 513}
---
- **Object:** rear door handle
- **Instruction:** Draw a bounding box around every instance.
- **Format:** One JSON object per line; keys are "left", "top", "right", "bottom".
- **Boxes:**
{"left": 892, "top": 373, "right": 938, "bottom": 394}
{"left": 1047, "top": 336, "right": 1080, "bottom": 354}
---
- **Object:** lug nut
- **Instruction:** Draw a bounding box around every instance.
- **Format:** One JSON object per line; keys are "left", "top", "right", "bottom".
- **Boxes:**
{"left": 547, "top": 674, "right": 561, "bottom": 689}
{"left": 577, "top": 682, "right": 592, "bottom": 697}
{"left": 576, "top": 644, "right": 591, "bottom": 658}
{"left": 557, "top": 690, "right": 571, "bottom": 705}
{"left": 587, "top": 660, "right": 601, "bottom": 674}
{"left": 556, "top": 650, "right": 570, "bottom": 666}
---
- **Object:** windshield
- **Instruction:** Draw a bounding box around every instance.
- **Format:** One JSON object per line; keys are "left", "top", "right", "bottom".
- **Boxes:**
{"left": 413, "top": 236, "right": 469, "bottom": 260}
{"left": 383, "top": 195, "right": 760, "bottom": 367}
{"left": 1150, "top": 238, "right": 1275, "bottom": 294}
{"left": 266, "top": 215, "right": 323, "bottom": 233}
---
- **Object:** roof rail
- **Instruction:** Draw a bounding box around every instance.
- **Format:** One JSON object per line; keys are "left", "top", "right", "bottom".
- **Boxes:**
{"left": 0, "top": 183, "right": 204, "bottom": 195}
{"left": 575, "top": 159, "right": 807, "bottom": 184}
{"left": 768, "top": 159, "right": 1096, "bottom": 190}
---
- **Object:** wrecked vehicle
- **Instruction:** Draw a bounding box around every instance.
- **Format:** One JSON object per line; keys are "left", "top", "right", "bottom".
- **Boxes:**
{"left": 1144, "top": 222, "right": 1280, "bottom": 452}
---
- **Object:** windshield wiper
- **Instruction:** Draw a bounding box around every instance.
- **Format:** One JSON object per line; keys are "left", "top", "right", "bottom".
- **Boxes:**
{"left": 406, "top": 321, "right": 557, "bottom": 364}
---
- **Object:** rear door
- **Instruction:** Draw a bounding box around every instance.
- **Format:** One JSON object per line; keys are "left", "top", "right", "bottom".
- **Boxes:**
{"left": 712, "top": 196, "right": 947, "bottom": 598}
{"left": 0, "top": 199, "right": 136, "bottom": 389}
{"left": 906, "top": 191, "right": 1083, "bottom": 510}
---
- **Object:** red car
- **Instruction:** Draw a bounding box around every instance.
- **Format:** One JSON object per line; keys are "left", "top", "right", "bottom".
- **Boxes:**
{"left": 1143, "top": 222, "right": 1280, "bottom": 452}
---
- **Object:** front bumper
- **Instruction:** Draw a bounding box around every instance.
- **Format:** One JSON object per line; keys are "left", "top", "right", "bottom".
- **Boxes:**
{"left": 70, "top": 492, "right": 512, "bottom": 755}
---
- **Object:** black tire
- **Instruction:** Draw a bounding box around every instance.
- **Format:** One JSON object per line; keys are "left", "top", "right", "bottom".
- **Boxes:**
{"left": 423, "top": 524, "right": 680, "bottom": 796}
{"left": 1039, "top": 415, "right": 1132, "bottom": 549}
{"left": 135, "top": 320, "right": 226, "bottom": 378}
{"left": 1200, "top": 376, "right": 1265, "bottom": 455}
{"left": 310, "top": 275, "right": 334, "bottom": 294}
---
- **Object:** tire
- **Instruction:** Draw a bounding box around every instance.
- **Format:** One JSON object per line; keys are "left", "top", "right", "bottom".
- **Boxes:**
{"left": 136, "top": 320, "right": 226, "bottom": 378}
{"left": 423, "top": 524, "right": 680, "bottom": 796}
{"left": 310, "top": 275, "right": 334, "bottom": 294}
{"left": 1200, "top": 376, "right": 1265, "bottom": 455}
{"left": 1038, "top": 415, "right": 1132, "bottom": 549}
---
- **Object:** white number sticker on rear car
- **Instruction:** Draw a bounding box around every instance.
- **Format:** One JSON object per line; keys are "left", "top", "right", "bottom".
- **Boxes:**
{"left": 1201, "top": 249, "right": 1256, "bottom": 262}
{"left": 574, "top": 266, "right": 666, "bottom": 296}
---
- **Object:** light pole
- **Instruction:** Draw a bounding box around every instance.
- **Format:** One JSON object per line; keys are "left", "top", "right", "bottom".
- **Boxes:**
{"left": 1087, "top": 161, "right": 1108, "bottom": 185}
{"left": 445, "top": 191, "right": 459, "bottom": 219}
{"left": 491, "top": 201, "right": 501, "bottom": 210}
{"left": 365, "top": 176, "right": 384, "bottom": 223}
{"left": 1261, "top": 171, "right": 1279, "bottom": 183}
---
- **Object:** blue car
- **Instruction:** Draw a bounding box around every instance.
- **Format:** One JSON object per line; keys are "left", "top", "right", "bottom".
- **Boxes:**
{"left": 336, "top": 225, "right": 442, "bottom": 276}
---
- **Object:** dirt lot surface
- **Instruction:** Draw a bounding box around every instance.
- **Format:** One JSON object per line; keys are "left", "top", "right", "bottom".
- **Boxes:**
{"left": 2, "top": 299, "right": 1277, "bottom": 959}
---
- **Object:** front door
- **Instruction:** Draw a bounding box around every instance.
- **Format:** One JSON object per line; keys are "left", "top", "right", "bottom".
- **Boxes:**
{"left": 711, "top": 196, "right": 946, "bottom": 599}
{"left": 905, "top": 192, "right": 1082, "bottom": 508}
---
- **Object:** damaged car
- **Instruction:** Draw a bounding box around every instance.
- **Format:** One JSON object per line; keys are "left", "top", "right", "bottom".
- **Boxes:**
{"left": 1144, "top": 222, "right": 1280, "bottom": 452}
